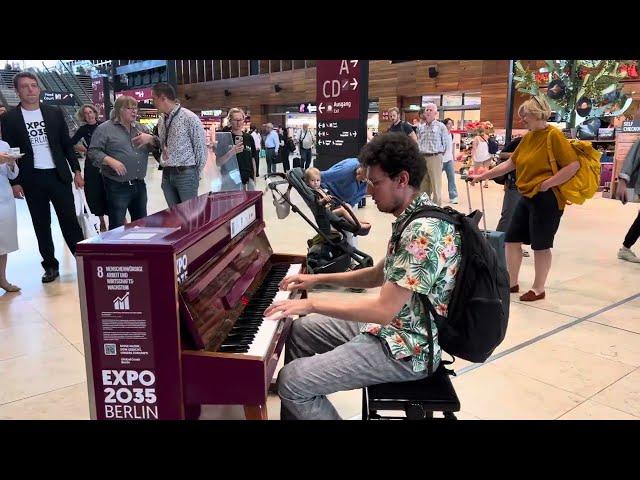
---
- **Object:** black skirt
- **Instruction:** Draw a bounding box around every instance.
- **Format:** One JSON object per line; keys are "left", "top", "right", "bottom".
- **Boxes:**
{"left": 84, "top": 161, "right": 108, "bottom": 216}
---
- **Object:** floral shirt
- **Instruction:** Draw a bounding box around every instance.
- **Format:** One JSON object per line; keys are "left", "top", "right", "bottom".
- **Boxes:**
{"left": 362, "top": 193, "right": 462, "bottom": 373}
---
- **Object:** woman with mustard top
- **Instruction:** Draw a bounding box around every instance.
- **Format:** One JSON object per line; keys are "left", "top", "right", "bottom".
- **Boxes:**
{"left": 469, "top": 96, "right": 580, "bottom": 302}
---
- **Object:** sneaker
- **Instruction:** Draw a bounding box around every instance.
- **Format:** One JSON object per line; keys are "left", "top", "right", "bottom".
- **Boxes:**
{"left": 618, "top": 247, "right": 640, "bottom": 263}
{"left": 450, "top": 197, "right": 459, "bottom": 204}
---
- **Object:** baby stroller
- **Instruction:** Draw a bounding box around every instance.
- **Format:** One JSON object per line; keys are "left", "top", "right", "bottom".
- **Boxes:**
{"left": 266, "top": 168, "right": 374, "bottom": 275}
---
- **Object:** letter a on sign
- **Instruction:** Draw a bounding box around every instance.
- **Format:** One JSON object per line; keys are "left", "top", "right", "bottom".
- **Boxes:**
{"left": 339, "top": 60, "right": 349, "bottom": 75}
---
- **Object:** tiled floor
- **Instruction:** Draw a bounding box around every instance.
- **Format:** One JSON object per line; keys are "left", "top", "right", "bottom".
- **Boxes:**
{"left": 1, "top": 155, "right": 639, "bottom": 420}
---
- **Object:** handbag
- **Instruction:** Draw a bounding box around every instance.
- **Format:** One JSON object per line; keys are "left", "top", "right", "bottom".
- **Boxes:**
{"left": 73, "top": 187, "right": 100, "bottom": 239}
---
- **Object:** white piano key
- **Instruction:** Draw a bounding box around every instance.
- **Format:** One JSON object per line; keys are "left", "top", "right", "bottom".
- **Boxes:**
{"left": 243, "top": 263, "right": 303, "bottom": 358}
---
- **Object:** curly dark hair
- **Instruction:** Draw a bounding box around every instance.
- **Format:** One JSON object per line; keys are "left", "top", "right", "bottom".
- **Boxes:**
{"left": 358, "top": 132, "right": 425, "bottom": 189}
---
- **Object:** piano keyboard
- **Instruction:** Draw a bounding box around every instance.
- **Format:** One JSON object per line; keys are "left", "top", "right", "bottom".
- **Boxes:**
{"left": 219, "top": 263, "right": 302, "bottom": 357}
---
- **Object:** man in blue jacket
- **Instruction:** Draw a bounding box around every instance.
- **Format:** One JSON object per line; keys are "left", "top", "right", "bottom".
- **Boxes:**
{"left": 320, "top": 157, "right": 368, "bottom": 249}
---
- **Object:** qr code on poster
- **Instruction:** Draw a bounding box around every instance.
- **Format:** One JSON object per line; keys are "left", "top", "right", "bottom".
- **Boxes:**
{"left": 104, "top": 344, "right": 117, "bottom": 356}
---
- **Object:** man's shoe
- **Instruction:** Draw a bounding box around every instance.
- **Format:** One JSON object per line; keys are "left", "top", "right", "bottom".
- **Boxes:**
{"left": 42, "top": 268, "right": 60, "bottom": 283}
{"left": 618, "top": 247, "right": 640, "bottom": 263}
{"left": 450, "top": 197, "right": 459, "bottom": 204}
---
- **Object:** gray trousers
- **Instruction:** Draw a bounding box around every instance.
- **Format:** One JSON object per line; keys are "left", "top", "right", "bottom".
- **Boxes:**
{"left": 496, "top": 186, "right": 522, "bottom": 233}
{"left": 420, "top": 154, "right": 443, "bottom": 206}
{"left": 278, "top": 314, "right": 429, "bottom": 420}
{"left": 161, "top": 166, "right": 199, "bottom": 207}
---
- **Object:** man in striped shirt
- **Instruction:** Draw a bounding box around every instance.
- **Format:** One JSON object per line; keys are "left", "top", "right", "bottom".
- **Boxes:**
{"left": 416, "top": 103, "right": 451, "bottom": 206}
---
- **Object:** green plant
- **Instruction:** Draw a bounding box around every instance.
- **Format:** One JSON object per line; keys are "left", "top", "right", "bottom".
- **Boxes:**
{"left": 513, "top": 60, "right": 634, "bottom": 128}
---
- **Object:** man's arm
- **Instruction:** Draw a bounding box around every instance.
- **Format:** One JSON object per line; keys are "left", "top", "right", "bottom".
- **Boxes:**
{"left": 1, "top": 115, "right": 23, "bottom": 186}
{"left": 266, "top": 279, "right": 412, "bottom": 326}
{"left": 320, "top": 158, "right": 358, "bottom": 184}
{"left": 281, "top": 258, "right": 385, "bottom": 292}
{"left": 58, "top": 108, "right": 81, "bottom": 173}
{"left": 190, "top": 116, "right": 208, "bottom": 173}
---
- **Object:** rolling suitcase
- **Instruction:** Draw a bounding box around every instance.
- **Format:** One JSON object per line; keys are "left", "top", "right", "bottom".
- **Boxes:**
{"left": 464, "top": 179, "right": 507, "bottom": 271}
{"left": 292, "top": 157, "right": 302, "bottom": 169}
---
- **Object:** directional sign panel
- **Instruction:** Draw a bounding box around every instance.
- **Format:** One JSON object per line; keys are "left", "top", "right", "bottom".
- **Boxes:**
{"left": 40, "top": 90, "right": 76, "bottom": 106}
{"left": 315, "top": 60, "right": 369, "bottom": 170}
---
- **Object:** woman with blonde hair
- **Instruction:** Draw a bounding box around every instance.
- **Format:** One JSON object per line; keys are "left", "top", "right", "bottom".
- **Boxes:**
{"left": 468, "top": 95, "right": 580, "bottom": 301}
{"left": 71, "top": 104, "right": 107, "bottom": 231}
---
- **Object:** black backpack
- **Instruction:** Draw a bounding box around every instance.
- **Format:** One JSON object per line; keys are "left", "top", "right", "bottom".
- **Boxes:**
{"left": 392, "top": 205, "right": 510, "bottom": 372}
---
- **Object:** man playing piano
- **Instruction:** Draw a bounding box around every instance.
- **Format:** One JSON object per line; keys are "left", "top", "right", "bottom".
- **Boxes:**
{"left": 265, "top": 132, "right": 463, "bottom": 420}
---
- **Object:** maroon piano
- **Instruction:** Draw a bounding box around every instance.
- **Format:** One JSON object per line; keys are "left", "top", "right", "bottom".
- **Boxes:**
{"left": 76, "top": 190, "right": 305, "bottom": 420}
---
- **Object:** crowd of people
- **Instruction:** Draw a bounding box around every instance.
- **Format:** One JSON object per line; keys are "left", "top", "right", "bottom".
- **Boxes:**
{"left": 2, "top": 72, "right": 640, "bottom": 420}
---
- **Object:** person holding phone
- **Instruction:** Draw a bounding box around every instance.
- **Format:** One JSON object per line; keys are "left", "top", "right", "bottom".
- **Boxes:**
{"left": 88, "top": 95, "right": 154, "bottom": 229}
{"left": 216, "top": 108, "right": 257, "bottom": 190}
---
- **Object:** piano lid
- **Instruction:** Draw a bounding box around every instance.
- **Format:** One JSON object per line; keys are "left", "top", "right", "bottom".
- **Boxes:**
{"left": 76, "top": 190, "right": 263, "bottom": 252}
{"left": 178, "top": 226, "right": 274, "bottom": 350}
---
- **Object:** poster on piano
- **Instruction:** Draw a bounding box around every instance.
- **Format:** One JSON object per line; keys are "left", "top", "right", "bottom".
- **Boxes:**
{"left": 90, "top": 260, "right": 159, "bottom": 420}
{"left": 206, "top": 131, "right": 243, "bottom": 192}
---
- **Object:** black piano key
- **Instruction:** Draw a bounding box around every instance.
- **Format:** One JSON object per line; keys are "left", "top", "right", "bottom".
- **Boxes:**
{"left": 219, "top": 346, "right": 249, "bottom": 353}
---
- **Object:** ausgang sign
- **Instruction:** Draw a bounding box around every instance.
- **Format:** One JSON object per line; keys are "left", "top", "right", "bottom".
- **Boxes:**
{"left": 315, "top": 60, "right": 369, "bottom": 170}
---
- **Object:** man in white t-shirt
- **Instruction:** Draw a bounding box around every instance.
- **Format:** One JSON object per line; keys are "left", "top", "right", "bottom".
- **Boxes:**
{"left": 0, "top": 72, "right": 84, "bottom": 283}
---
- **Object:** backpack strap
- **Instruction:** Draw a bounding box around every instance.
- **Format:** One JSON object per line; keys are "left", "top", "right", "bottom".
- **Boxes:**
{"left": 391, "top": 205, "right": 461, "bottom": 253}
{"left": 546, "top": 131, "right": 559, "bottom": 175}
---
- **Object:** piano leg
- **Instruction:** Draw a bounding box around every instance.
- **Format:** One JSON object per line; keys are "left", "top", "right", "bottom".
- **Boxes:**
{"left": 184, "top": 404, "right": 202, "bottom": 420}
{"left": 244, "top": 404, "right": 268, "bottom": 420}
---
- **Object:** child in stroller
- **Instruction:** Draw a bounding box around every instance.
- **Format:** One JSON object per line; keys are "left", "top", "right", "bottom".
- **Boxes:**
{"left": 266, "top": 168, "right": 374, "bottom": 276}
{"left": 303, "top": 167, "right": 371, "bottom": 236}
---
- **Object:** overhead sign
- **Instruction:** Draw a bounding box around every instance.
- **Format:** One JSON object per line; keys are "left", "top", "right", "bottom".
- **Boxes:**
{"left": 298, "top": 103, "right": 317, "bottom": 113}
{"left": 201, "top": 109, "right": 222, "bottom": 117}
{"left": 315, "top": 60, "right": 369, "bottom": 169}
{"left": 115, "top": 87, "right": 154, "bottom": 101}
{"left": 40, "top": 90, "right": 76, "bottom": 106}
{"left": 91, "top": 77, "right": 109, "bottom": 121}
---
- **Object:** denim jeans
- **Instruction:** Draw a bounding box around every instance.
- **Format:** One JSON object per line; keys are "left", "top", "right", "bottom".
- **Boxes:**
{"left": 104, "top": 177, "right": 147, "bottom": 230}
{"left": 161, "top": 166, "right": 199, "bottom": 207}
{"left": 442, "top": 160, "right": 458, "bottom": 201}
{"left": 278, "top": 314, "right": 430, "bottom": 420}
{"left": 300, "top": 147, "right": 313, "bottom": 169}
{"left": 266, "top": 148, "right": 277, "bottom": 174}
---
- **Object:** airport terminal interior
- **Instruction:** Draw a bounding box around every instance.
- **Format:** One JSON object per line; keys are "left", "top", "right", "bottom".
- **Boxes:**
{"left": 1, "top": 59, "right": 640, "bottom": 420}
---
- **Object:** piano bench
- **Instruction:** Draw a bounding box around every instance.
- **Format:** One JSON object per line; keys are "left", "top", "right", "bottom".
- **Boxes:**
{"left": 362, "top": 366, "right": 460, "bottom": 420}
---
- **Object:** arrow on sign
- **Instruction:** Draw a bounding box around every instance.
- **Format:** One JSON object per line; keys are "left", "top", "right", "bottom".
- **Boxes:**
{"left": 318, "top": 103, "right": 325, "bottom": 114}
{"left": 350, "top": 78, "right": 358, "bottom": 90}
{"left": 350, "top": 60, "right": 358, "bottom": 67}
{"left": 343, "top": 80, "right": 348, "bottom": 89}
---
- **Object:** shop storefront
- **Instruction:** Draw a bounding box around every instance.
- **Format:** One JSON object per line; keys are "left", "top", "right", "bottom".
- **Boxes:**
{"left": 115, "top": 87, "right": 159, "bottom": 130}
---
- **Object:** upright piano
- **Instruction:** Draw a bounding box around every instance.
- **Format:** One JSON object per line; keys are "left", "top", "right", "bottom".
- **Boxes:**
{"left": 76, "top": 190, "right": 305, "bottom": 420}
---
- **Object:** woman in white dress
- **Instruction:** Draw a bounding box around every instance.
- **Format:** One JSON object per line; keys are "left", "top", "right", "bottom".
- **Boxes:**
{"left": 0, "top": 141, "right": 20, "bottom": 293}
